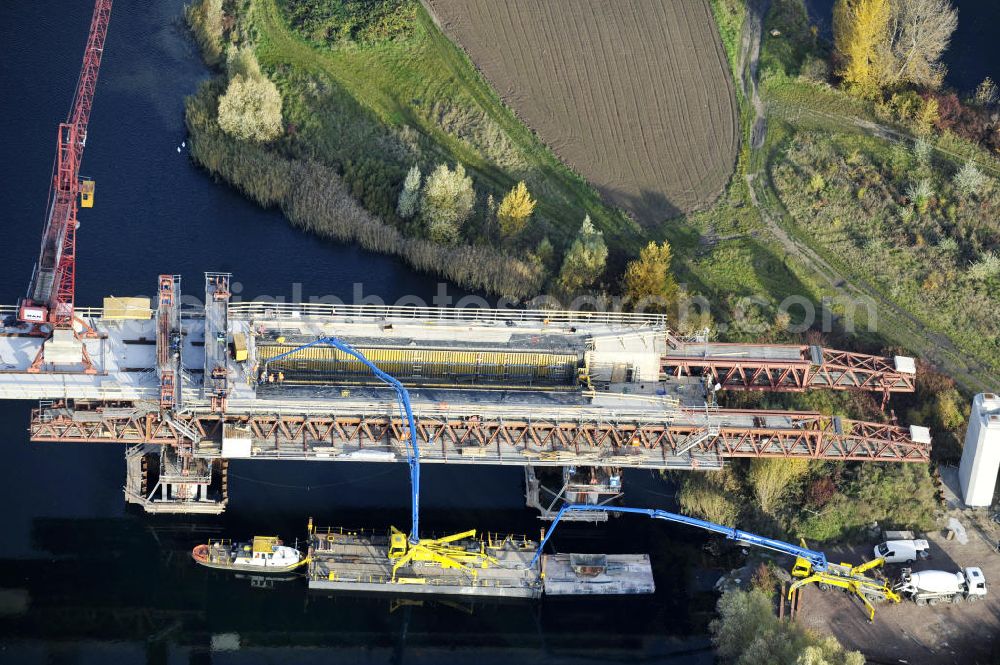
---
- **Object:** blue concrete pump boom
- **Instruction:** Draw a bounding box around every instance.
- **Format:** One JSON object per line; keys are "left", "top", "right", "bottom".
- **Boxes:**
{"left": 531, "top": 504, "right": 828, "bottom": 572}
{"left": 260, "top": 337, "right": 421, "bottom": 544}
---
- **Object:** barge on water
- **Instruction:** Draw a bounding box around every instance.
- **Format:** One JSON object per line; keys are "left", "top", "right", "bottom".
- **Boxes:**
{"left": 306, "top": 525, "right": 655, "bottom": 599}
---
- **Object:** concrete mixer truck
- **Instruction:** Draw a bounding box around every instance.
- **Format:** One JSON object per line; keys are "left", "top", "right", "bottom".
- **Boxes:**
{"left": 895, "top": 567, "right": 988, "bottom": 606}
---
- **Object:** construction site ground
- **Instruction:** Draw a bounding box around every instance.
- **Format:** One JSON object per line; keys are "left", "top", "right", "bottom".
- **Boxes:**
{"left": 796, "top": 510, "right": 1000, "bottom": 665}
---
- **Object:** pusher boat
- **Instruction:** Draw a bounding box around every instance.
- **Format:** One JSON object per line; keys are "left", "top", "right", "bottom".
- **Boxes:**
{"left": 192, "top": 536, "right": 308, "bottom": 574}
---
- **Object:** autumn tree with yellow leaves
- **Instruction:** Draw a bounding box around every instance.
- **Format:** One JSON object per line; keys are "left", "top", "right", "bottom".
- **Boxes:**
{"left": 833, "top": 0, "right": 893, "bottom": 96}
{"left": 835, "top": 0, "right": 958, "bottom": 96}
{"left": 622, "top": 241, "right": 679, "bottom": 312}
{"left": 497, "top": 181, "right": 536, "bottom": 237}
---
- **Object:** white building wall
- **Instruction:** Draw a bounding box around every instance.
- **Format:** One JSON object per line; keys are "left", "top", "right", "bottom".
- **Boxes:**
{"left": 959, "top": 393, "right": 1000, "bottom": 507}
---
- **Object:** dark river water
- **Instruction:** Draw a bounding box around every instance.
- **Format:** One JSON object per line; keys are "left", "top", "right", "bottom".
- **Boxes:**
{"left": 0, "top": 2, "right": 718, "bottom": 663}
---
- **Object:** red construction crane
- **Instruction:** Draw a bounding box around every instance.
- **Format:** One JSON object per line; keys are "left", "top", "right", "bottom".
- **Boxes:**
{"left": 20, "top": 0, "right": 113, "bottom": 328}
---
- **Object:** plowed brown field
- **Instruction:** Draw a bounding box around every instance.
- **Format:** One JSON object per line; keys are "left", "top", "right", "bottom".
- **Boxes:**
{"left": 424, "top": 0, "right": 739, "bottom": 224}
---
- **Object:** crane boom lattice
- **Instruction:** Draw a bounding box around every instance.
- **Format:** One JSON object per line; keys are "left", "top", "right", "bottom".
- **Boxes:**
{"left": 24, "top": 0, "right": 112, "bottom": 325}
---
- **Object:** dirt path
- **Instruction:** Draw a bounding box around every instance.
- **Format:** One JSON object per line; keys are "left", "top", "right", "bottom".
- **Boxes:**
{"left": 737, "top": 1, "right": 997, "bottom": 393}
{"left": 771, "top": 100, "right": 1000, "bottom": 178}
{"left": 740, "top": 0, "right": 769, "bottom": 149}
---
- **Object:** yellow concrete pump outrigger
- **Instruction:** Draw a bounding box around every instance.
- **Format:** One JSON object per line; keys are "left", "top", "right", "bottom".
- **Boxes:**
{"left": 789, "top": 539, "right": 901, "bottom": 622}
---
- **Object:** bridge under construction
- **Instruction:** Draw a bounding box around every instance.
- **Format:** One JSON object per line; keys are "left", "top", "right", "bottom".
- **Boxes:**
{"left": 1, "top": 0, "right": 932, "bottom": 518}
{"left": 0, "top": 272, "right": 929, "bottom": 516}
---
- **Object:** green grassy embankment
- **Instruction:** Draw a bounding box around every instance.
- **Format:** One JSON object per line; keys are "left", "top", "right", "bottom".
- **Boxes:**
{"left": 708, "top": 0, "right": 747, "bottom": 79}
{"left": 186, "top": 0, "right": 645, "bottom": 298}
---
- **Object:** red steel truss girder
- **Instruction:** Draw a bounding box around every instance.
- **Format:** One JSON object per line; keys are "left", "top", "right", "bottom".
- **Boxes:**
{"left": 816, "top": 348, "right": 914, "bottom": 390}
{"left": 28, "top": 407, "right": 930, "bottom": 462}
{"left": 662, "top": 346, "right": 914, "bottom": 393}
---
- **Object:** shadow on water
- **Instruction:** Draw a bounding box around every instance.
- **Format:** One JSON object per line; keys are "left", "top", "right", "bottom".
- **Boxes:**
{"left": 0, "top": 388, "right": 724, "bottom": 663}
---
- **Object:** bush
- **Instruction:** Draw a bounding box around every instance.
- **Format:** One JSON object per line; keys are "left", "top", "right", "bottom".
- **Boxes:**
{"left": 876, "top": 91, "right": 942, "bottom": 136}
{"left": 969, "top": 251, "right": 1000, "bottom": 281}
{"left": 216, "top": 48, "right": 283, "bottom": 143}
{"left": 799, "top": 56, "right": 831, "bottom": 84}
{"left": 748, "top": 458, "right": 809, "bottom": 515}
{"left": 912, "top": 138, "right": 932, "bottom": 169}
{"left": 809, "top": 173, "right": 826, "bottom": 193}
{"left": 974, "top": 77, "right": 998, "bottom": 107}
{"left": 711, "top": 589, "right": 864, "bottom": 665}
{"left": 953, "top": 161, "right": 988, "bottom": 198}
{"left": 930, "top": 91, "right": 962, "bottom": 133}
{"left": 913, "top": 96, "right": 939, "bottom": 135}
{"left": 622, "top": 241, "right": 679, "bottom": 312}
{"left": 227, "top": 46, "right": 262, "bottom": 80}
{"left": 750, "top": 562, "right": 780, "bottom": 596}
{"left": 218, "top": 74, "right": 284, "bottom": 142}
{"left": 282, "top": 0, "right": 417, "bottom": 46}
{"left": 497, "top": 181, "right": 536, "bottom": 238}
{"left": 534, "top": 236, "right": 555, "bottom": 271}
{"left": 806, "top": 477, "right": 837, "bottom": 508}
{"left": 924, "top": 90, "right": 1000, "bottom": 154}
{"left": 187, "top": 0, "right": 224, "bottom": 66}
{"left": 876, "top": 91, "right": 922, "bottom": 125}
{"left": 906, "top": 178, "right": 933, "bottom": 214}
{"left": 420, "top": 163, "right": 475, "bottom": 244}
{"left": 678, "top": 469, "right": 742, "bottom": 526}
{"left": 397, "top": 164, "right": 421, "bottom": 219}
{"left": 557, "top": 215, "right": 608, "bottom": 293}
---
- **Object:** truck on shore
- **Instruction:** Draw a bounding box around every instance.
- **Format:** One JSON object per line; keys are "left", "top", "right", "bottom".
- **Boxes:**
{"left": 895, "top": 567, "right": 988, "bottom": 606}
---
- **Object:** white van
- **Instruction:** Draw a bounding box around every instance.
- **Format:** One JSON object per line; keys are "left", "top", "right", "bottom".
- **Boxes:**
{"left": 874, "top": 539, "right": 930, "bottom": 564}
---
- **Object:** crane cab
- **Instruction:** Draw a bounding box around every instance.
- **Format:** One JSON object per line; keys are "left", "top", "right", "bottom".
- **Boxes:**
{"left": 792, "top": 554, "right": 814, "bottom": 578}
{"left": 388, "top": 528, "right": 409, "bottom": 558}
{"left": 80, "top": 179, "right": 95, "bottom": 208}
{"left": 231, "top": 332, "right": 248, "bottom": 362}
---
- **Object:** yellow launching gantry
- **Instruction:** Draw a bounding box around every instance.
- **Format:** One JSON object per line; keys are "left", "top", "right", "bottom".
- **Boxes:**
{"left": 789, "top": 540, "right": 901, "bottom": 622}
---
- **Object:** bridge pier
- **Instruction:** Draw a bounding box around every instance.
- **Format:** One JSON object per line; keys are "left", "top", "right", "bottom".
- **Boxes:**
{"left": 525, "top": 466, "right": 626, "bottom": 521}
{"left": 124, "top": 444, "right": 228, "bottom": 515}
